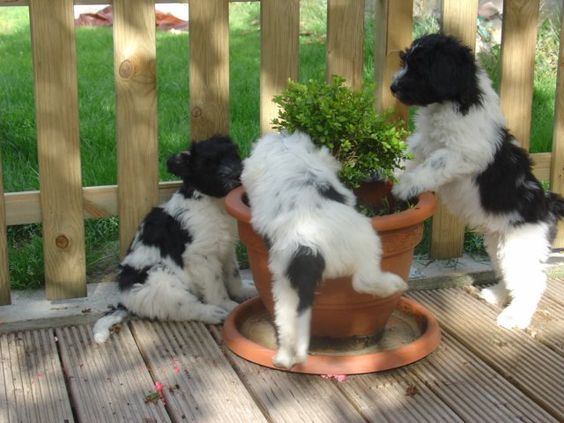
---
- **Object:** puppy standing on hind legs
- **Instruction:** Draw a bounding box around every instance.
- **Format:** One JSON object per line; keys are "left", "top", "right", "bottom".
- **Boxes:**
{"left": 390, "top": 33, "right": 564, "bottom": 329}
{"left": 242, "top": 132, "right": 407, "bottom": 369}
{"left": 93, "top": 136, "right": 257, "bottom": 343}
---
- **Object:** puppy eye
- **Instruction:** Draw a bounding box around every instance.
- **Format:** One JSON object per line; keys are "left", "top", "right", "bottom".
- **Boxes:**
{"left": 399, "top": 49, "right": 408, "bottom": 65}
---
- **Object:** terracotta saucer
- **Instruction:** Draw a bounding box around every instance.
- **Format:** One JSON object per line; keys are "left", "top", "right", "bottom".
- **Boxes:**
{"left": 223, "top": 296, "right": 441, "bottom": 375}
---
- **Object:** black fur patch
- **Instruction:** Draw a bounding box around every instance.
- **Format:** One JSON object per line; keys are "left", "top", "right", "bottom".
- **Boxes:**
{"left": 286, "top": 245, "right": 325, "bottom": 313}
{"left": 391, "top": 33, "right": 483, "bottom": 114}
{"left": 167, "top": 135, "right": 242, "bottom": 198}
{"left": 138, "top": 207, "right": 193, "bottom": 267}
{"left": 118, "top": 265, "right": 150, "bottom": 291}
{"left": 476, "top": 129, "right": 547, "bottom": 224}
{"left": 317, "top": 183, "right": 346, "bottom": 203}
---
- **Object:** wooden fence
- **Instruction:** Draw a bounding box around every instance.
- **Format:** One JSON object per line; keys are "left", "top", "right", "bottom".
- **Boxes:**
{"left": 0, "top": 0, "right": 562, "bottom": 304}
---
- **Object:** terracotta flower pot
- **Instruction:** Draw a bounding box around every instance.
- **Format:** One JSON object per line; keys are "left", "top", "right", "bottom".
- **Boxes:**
{"left": 225, "top": 182, "right": 436, "bottom": 338}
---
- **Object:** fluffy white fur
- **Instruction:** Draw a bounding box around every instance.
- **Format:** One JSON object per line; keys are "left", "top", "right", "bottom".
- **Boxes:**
{"left": 242, "top": 132, "right": 406, "bottom": 368}
{"left": 392, "top": 68, "right": 552, "bottom": 329}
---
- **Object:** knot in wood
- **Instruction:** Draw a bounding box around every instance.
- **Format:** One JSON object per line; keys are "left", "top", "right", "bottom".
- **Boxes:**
{"left": 55, "top": 235, "right": 70, "bottom": 249}
{"left": 191, "top": 107, "right": 202, "bottom": 118}
{"left": 119, "top": 60, "right": 134, "bottom": 79}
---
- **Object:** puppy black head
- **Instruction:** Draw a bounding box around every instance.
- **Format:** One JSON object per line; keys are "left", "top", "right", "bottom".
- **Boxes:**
{"left": 390, "top": 33, "right": 482, "bottom": 114}
{"left": 167, "top": 135, "right": 242, "bottom": 198}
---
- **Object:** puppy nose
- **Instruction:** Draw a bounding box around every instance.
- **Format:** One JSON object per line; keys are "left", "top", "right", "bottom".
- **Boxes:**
{"left": 390, "top": 81, "right": 398, "bottom": 94}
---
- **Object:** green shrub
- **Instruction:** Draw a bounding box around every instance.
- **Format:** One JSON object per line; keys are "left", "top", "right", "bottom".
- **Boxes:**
{"left": 272, "top": 75, "right": 409, "bottom": 189}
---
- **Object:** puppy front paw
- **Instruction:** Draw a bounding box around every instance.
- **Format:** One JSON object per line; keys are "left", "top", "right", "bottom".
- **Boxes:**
{"left": 200, "top": 305, "right": 230, "bottom": 324}
{"left": 391, "top": 175, "right": 421, "bottom": 201}
{"left": 232, "top": 280, "right": 258, "bottom": 302}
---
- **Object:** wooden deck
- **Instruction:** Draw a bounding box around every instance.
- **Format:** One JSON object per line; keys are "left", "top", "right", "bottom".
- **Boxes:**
{"left": 1, "top": 278, "right": 563, "bottom": 422}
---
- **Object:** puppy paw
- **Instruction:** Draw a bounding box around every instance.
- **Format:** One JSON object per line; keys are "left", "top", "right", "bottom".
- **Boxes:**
{"left": 272, "top": 349, "right": 301, "bottom": 369}
{"left": 199, "top": 305, "right": 230, "bottom": 325}
{"left": 219, "top": 299, "right": 239, "bottom": 313}
{"left": 358, "top": 272, "right": 407, "bottom": 297}
{"left": 496, "top": 305, "right": 533, "bottom": 330}
{"left": 391, "top": 176, "right": 420, "bottom": 201}
{"left": 480, "top": 284, "right": 509, "bottom": 307}
{"left": 232, "top": 280, "right": 258, "bottom": 302}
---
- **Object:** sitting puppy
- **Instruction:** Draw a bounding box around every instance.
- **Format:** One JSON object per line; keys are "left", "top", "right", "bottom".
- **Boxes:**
{"left": 242, "top": 131, "right": 407, "bottom": 368}
{"left": 390, "top": 33, "right": 564, "bottom": 329}
{"left": 93, "top": 135, "right": 257, "bottom": 343}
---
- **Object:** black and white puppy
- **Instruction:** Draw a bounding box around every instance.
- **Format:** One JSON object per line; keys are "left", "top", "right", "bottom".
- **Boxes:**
{"left": 390, "top": 33, "right": 564, "bottom": 329}
{"left": 242, "top": 131, "right": 406, "bottom": 368}
{"left": 93, "top": 135, "right": 257, "bottom": 343}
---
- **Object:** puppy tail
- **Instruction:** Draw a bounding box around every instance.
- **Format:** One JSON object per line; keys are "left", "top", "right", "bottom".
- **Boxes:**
{"left": 92, "top": 303, "right": 129, "bottom": 344}
{"left": 547, "top": 192, "right": 564, "bottom": 219}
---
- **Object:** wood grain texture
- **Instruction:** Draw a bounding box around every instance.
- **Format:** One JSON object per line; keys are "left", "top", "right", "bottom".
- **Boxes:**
{"left": 327, "top": 0, "right": 364, "bottom": 88}
{"left": 0, "top": 330, "right": 74, "bottom": 423}
{"left": 499, "top": 0, "right": 540, "bottom": 150}
{"left": 113, "top": 0, "right": 159, "bottom": 257}
{"left": 209, "top": 326, "right": 366, "bottom": 423}
{"left": 29, "top": 0, "right": 86, "bottom": 299}
{"left": 259, "top": 0, "right": 299, "bottom": 132}
{"left": 373, "top": 0, "right": 412, "bottom": 119}
{"left": 0, "top": 158, "right": 10, "bottom": 305}
{"left": 131, "top": 321, "right": 267, "bottom": 422}
{"left": 550, "top": 6, "right": 564, "bottom": 247}
{"left": 56, "top": 325, "right": 170, "bottom": 422}
{"left": 4, "top": 181, "right": 182, "bottom": 226}
{"left": 410, "top": 288, "right": 564, "bottom": 420}
{"left": 190, "top": 0, "right": 230, "bottom": 140}
{"left": 430, "top": 0, "right": 479, "bottom": 259}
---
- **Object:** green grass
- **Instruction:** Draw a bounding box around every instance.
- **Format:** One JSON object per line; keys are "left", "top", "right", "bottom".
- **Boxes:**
{"left": 0, "top": 4, "right": 559, "bottom": 287}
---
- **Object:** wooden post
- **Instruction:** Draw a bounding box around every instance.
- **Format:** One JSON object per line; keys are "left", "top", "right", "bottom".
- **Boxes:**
{"left": 550, "top": 5, "right": 564, "bottom": 248}
{"left": 113, "top": 0, "right": 159, "bottom": 257}
{"left": 259, "top": 0, "right": 299, "bottom": 133}
{"left": 373, "top": 0, "right": 412, "bottom": 119}
{"left": 190, "top": 0, "right": 230, "bottom": 140}
{"left": 0, "top": 158, "right": 10, "bottom": 305}
{"left": 499, "top": 0, "right": 540, "bottom": 150}
{"left": 429, "top": 0, "right": 479, "bottom": 259}
{"left": 327, "top": 0, "right": 364, "bottom": 88}
{"left": 29, "top": 0, "right": 86, "bottom": 299}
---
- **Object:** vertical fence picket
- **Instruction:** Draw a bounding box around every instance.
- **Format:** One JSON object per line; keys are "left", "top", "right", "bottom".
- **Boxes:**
{"left": 550, "top": 6, "right": 564, "bottom": 247}
{"left": 327, "top": 0, "right": 364, "bottom": 88}
{"left": 373, "top": 0, "right": 412, "bottom": 119}
{"left": 113, "top": 0, "right": 159, "bottom": 257}
{"left": 499, "top": 0, "right": 540, "bottom": 150}
{"left": 429, "top": 0, "right": 478, "bottom": 259}
{"left": 189, "top": 0, "right": 230, "bottom": 140}
{"left": 0, "top": 158, "right": 9, "bottom": 305}
{"left": 259, "top": 0, "right": 299, "bottom": 133}
{"left": 29, "top": 0, "right": 86, "bottom": 299}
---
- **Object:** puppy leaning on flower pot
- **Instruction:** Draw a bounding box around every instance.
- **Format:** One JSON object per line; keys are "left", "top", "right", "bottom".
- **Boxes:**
{"left": 242, "top": 131, "right": 407, "bottom": 369}
{"left": 390, "top": 33, "right": 564, "bottom": 329}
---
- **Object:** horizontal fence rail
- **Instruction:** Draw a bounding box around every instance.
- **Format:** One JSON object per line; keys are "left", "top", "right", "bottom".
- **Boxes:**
{"left": 0, "top": 0, "right": 562, "bottom": 303}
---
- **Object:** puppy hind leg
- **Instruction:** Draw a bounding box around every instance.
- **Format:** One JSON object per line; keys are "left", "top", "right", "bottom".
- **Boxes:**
{"left": 272, "top": 245, "right": 323, "bottom": 368}
{"left": 271, "top": 275, "right": 301, "bottom": 369}
{"left": 480, "top": 232, "right": 510, "bottom": 307}
{"left": 496, "top": 227, "right": 549, "bottom": 329}
{"left": 352, "top": 259, "right": 407, "bottom": 297}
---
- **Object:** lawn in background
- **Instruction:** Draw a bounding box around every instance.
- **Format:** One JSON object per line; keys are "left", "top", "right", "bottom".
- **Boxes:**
{"left": 0, "top": 2, "right": 559, "bottom": 288}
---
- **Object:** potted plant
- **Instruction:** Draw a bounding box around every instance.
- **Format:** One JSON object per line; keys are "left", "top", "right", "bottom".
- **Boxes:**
{"left": 225, "top": 76, "right": 436, "bottom": 339}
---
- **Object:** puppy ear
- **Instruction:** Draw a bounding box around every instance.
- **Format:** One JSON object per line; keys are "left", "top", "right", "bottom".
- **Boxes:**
{"left": 166, "top": 151, "right": 191, "bottom": 177}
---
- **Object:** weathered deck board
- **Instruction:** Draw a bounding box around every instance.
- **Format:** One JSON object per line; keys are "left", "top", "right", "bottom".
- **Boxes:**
{"left": 337, "top": 368, "right": 464, "bottom": 423}
{"left": 409, "top": 332, "right": 557, "bottom": 422}
{"left": 409, "top": 288, "right": 564, "bottom": 420}
{"left": 0, "top": 330, "right": 74, "bottom": 423}
{"left": 130, "top": 320, "right": 267, "bottom": 422}
{"left": 56, "top": 325, "right": 169, "bottom": 422}
{"left": 209, "top": 325, "right": 367, "bottom": 422}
